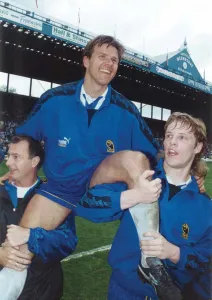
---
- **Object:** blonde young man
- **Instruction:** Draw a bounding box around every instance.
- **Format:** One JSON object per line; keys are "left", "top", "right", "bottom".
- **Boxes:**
{"left": 76, "top": 112, "right": 211, "bottom": 300}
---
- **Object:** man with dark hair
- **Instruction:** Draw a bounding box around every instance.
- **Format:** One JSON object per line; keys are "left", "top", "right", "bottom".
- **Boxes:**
{"left": 10, "top": 134, "right": 45, "bottom": 169}
{"left": 0, "top": 135, "right": 77, "bottom": 300}
{"left": 1, "top": 35, "right": 161, "bottom": 247}
{"left": 83, "top": 35, "right": 125, "bottom": 61}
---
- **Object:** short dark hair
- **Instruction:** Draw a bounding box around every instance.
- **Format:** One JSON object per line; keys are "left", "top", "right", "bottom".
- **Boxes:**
{"left": 83, "top": 35, "right": 125, "bottom": 62}
{"left": 10, "top": 135, "right": 44, "bottom": 169}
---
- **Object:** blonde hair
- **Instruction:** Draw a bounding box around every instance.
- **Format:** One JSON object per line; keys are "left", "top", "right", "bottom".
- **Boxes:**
{"left": 164, "top": 112, "right": 208, "bottom": 178}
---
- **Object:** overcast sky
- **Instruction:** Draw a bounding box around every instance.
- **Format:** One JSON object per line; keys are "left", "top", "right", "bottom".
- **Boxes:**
{"left": 6, "top": 0, "right": 212, "bottom": 82}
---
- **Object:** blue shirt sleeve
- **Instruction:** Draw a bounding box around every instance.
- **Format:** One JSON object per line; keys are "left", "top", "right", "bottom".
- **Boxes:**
{"left": 191, "top": 265, "right": 212, "bottom": 299}
{"left": 16, "top": 91, "right": 51, "bottom": 141}
{"left": 28, "top": 214, "right": 78, "bottom": 263}
{"left": 174, "top": 226, "right": 212, "bottom": 272}
{"left": 168, "top": 226, "right": 212, "bottom": 299}
{"left": 76, "top": 183, "right": 125, "bottom": 223}
{"left": 166, "top": 225, "right": 212, "bottom": 294}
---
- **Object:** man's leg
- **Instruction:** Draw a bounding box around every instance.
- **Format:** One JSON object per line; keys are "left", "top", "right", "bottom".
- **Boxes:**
{"left": 90, "top": 150, "right": 150, "bottom": 189}
{"left": 8, "top": 151, "right": 149, "bottom": 253}
{"left": 15, "top": 151, "right": 148, "bottom": 235}
{"left": 20, "top": 195, "right": 70, "bottom": 230}
{"left": 1, "top": 197, "right": 68, "bottom": 299}
{"left": 13, "top": 197, "right": 70, "bottom": 273}
{"left": 90, "top": 150, "right": 160, "bottom": 259}
{"left": 0, "top": 268, "right": 27, "bottom": 300}
{"left": 6, "top": 196, "right": 70, "bottom": 256}
{"left": 0, "top": 195, "right": 70, "bottom": 299}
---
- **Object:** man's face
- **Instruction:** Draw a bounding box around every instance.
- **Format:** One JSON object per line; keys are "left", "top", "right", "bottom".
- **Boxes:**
{"left": 83, "top": 44, "right": 119, "bottom": 88}
{"left": 6, "top": 141, "right": 37, "bottom": 183}
{"left": 164, "top": 121, "right": 202, "bottom": 169}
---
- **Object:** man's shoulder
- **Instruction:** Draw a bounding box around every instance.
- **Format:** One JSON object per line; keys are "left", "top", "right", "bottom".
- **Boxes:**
{"left": 188, "top": 188, "right": 212, "bottom": 208}
{"left": 196, "top": 192, "right": 212, "bottom": 223}
{"left": 111, "top": 88, "right": 140, "bottom": 116}
{"left": 40, "top": 80, "right": 79, "bottom": 103}
{"left": 0, "top": 183, "right": 9, "bottom": 201}
{"left": 0, "top": 184, "right": 6, "bottom": 192}
{"left": 197, "top": 191, "right": 212, "bottom": 202}
{"left": 28, "top": 81, "right": 81, "bottom": 118}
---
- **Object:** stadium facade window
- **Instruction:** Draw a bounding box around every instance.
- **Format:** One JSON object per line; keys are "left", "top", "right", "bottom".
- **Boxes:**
{"left": 162, "top": 108, "right": 171, "bottom": 121}
{"left": 9, "top": 74, "right": 30, "bottom": 96}
{"left": 52, "top": 83, "right": 61, "bottom": 88}
{"left": 0, "top": 72, "right": 8, "bottom": 92}
{"left": 31, "top": 79, "right": 51, "bottom": 98}
{"left": 141, "top": 104, "right": 152, "bottom": 118}
{"left": 153, "top": 106, "right": 162, "bottom": 120}
{"left": 131, "top": 101, "right": 141, "bottom": 111}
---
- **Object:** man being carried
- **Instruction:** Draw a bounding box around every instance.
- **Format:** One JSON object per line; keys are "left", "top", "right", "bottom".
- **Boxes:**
{"left": 1, "top": 35, "right": 162, "bottom": 264}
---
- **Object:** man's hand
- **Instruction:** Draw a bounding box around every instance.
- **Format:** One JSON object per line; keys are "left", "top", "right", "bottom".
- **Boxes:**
{"left": 140, "top": 231, "right": 180, "bottom": 263}
{"left": 134, "top": 170, "right": 162, "bottom": 204}
{"left": 0, "top": 246, "right": 31, "bottom": 271}
{"left": 195, "top": 176, "right": 205, "bottom": 193}
{"left": 120, "top": 170, "right": 162, "bottom": 209}
{"left": 7, "top": 225, "right": 30, "bottom": 247}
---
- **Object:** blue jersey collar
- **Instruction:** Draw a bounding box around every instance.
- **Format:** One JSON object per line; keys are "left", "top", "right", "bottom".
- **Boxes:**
{"left": 75, "top": 79, "right": 111, "bottom": 109}
{"left": 4, "top": 177, "right": 41, "bottom": 209}
{"left": 155, "top": 158, "right": 199, "bottom": 193}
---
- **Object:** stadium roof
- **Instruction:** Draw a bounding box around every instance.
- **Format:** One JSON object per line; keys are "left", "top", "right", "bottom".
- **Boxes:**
{"left": 154, "top": 40, "right": 203, "bottom": 83}
{"left": 154, "top": 49, "right": 179, "bottom": 64}
{"left": 0, "top": 0, "right": 212, "bottom": 95}
{"left": 154, "top": 39, "right": 188, "bottom": 64}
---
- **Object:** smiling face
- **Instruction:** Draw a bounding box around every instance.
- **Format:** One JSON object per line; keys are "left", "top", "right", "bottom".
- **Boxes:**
{"left": 83, "top": 44, "right": 119, "bottom": 89}
{"left": 163, "top": 120, "right": 203, "bottom": 170}
{"left": 6, "top": 140, "right": 39, "bottom": 185}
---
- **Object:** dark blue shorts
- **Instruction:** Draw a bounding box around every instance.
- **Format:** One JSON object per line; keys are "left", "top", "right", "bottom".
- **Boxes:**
{"left": 36, "top": 162, "right": 102, "bottom": 210}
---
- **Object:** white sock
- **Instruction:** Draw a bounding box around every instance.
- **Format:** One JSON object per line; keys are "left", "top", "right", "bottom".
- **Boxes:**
{"left": 0, "top": 267, "right": 27, "bottom": 300}
{"left": 129, "top": 201, "right": 159, "bottom": 267}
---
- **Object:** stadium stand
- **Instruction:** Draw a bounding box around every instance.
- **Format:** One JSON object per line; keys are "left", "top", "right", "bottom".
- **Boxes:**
{"left": 0, "top": 0, "right": 212, "bottom": 150}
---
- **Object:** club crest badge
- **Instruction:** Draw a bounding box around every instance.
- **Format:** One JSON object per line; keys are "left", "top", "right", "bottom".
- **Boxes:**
{"left": 182, "top": 223, "right": 189, "bottom": 239}
{"left": 106, "top": 140, "right": 115, "bottom": 153}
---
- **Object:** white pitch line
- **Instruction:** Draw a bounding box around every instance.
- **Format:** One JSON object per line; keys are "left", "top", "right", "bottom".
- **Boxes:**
{"left": 62, "top": 245, "right": 111, "bottom": 262}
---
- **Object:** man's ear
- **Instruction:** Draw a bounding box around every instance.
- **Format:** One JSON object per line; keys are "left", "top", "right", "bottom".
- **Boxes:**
{"left": 83, "top": 56, "right": 89, "bottom": 69}
{"left": 32, "top": 156, "right": 40, "bottom": 168}
{"left": 194, "top": 142, "right": 203, "bottom": 155}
